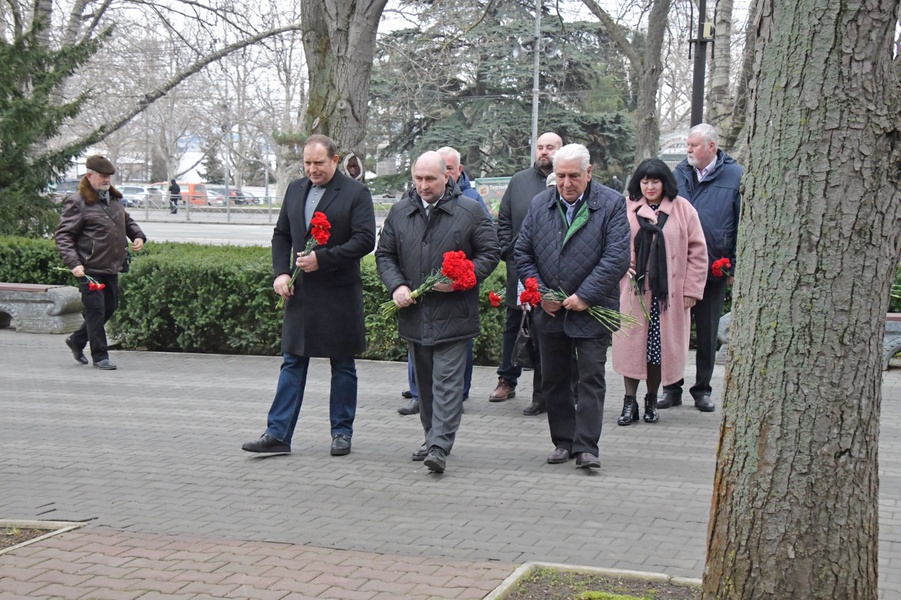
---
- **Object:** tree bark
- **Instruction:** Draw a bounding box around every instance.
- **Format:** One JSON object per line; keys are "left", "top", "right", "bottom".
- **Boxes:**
{"left": 705, "top": 0, "right": 732, "bottom": 129}
{"left": 703, "top": 0, "right": 901, "bottom": 598}
{"left": 302, "top": 0, "right": 388, "bottom": 163}
{"left": 581, "top": 0, "right": 670, "bottom": 163}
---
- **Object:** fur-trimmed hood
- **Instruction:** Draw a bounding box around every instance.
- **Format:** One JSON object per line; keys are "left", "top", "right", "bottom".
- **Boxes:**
{"left": 79, "top": 176, "right": 122, "bottom": 205}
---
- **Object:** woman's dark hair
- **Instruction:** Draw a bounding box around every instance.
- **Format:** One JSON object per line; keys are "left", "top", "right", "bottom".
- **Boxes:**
{"left": 627, "top": 158, "right": 679, "bottom": 202}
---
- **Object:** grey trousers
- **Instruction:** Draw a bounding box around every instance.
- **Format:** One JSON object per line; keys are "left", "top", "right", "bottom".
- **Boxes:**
{"left": 410, "top": 339, "right": 468, "bottom": 454}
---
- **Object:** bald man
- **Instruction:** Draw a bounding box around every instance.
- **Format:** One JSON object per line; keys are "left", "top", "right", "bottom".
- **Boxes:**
{"left": 376, "top": 151, "right": 500, "bottom": 474}
{"left": 493, "top": 132, "right": 564, "bottom": 415}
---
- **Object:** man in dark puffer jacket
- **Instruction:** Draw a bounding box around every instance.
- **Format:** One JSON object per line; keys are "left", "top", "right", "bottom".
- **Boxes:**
{"left": 376, "top": 151, "right": 499, "bottom": 474}
{"left": 514, "top": 144, "right": 630, "bottom": 470}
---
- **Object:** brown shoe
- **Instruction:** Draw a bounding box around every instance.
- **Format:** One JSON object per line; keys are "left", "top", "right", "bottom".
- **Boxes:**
{"left": 489, "top": 378, "right": 516, "bottom": 402}
{"left": 547, "top": 448, "right": 570, "bottom": 464}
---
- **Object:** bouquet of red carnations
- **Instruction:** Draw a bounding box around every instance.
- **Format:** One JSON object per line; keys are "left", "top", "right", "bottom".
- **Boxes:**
{"left": 520, "top": 276, "right": 639, "bottom": 334}
{"left": 277, "top": 211, "right": 331, "bottom": 308}
{"left": 380, "top": 250, "right": 477, "bottom": 317}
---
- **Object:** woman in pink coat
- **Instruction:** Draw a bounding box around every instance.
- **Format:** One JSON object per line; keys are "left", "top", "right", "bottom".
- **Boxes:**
{"left": 612, "top": 158, "right": 708, "bottom": 425}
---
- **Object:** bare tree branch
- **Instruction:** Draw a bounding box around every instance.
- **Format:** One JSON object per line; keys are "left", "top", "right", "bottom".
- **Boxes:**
{"left": 77, "top": 22, "right": 302, "bottom": 145}
{"left": 580, "top": 0, "right": 641, "bottom": 69}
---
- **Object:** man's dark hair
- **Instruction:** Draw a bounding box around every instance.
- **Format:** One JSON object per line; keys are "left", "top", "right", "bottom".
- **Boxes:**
{"left": 304, "top": 134, "right": 339, "bottom": 158}
{"left": 627, "top": 158, "right": 679, "bottom": 202}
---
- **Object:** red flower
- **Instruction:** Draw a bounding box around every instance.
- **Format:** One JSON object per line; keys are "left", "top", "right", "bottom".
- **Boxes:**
{"left": 310, "top": 211, "right": 331, "bottom": 246}
{"left": 88, "top": 281, "right": 105, "bottom": 291}
{"left": 488, "top": 291, "right": 503, "bottom": 307}
{"left": 277, "top": 212, "right": 332, "bottom": 308}
{"left": 380, "top": 250, "right": 478, "bottom": 316}
{"left": 712, "top": 258, "right": 732, "bottom": 278}
{"left": 519, "top": 277, "right": 542, "bottom": 307}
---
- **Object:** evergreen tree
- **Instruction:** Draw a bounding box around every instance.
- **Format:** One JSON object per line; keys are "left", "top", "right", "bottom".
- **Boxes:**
{"left": 198, "top": 142, "right": 226, "bottom": 184}
{"left": 0, "top": 27, "right": 108, "bottom": 237}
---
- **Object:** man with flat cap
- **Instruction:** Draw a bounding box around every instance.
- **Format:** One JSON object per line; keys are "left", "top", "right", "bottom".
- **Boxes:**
{"left": 56, "top": 155, "right": 146, "bottom": 370}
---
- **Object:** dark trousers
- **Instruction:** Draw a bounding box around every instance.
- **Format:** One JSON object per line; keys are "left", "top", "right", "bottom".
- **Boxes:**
{"left": 410, "top": 340, "right": 467, "bottom": 454}
{"left": 538, "top": 331, "right": 608, "bottom": 457}
{"left": 71, "top": 274, "right": 119, "bottom": 363}
{"left": 497, "top": 306, "right": 544, "bottom": 403}
{"left": 169, "top": 197, "right": 178, "bottom": 213}
{"left": 665, "top": 277, "right": 728, "bottom": 398}
{"left": 407, "top": 339, "right": 473, "bottom": 399}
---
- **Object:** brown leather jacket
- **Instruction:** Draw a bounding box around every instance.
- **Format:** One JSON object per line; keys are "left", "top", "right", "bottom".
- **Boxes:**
{"left": 56, "top": 177, "right": 146, "bottom": 275}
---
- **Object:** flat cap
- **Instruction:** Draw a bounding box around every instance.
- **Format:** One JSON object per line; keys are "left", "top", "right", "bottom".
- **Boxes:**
{"left": 85, "top": 155, "right": 116, "bottom": 175}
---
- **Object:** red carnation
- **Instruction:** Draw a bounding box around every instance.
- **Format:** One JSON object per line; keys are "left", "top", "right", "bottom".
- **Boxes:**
{"left": 519, "top": 277, "right": 542, "bottom": 307}
{"left": 380, "top": 250, "right": 478, "bottom": 316}
{"left": 712, "top": 257, "right": 732, "bottom": 278}
{"left": 488, "top": 291, "right": 504, "bottom": 307}
{"left": 310, "top": 211, "right": 331, "bottom": 246}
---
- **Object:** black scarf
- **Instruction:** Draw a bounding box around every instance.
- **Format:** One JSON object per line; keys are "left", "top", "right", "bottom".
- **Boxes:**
{"left": 633, "top": 206, "right": 669, "bottom": 309}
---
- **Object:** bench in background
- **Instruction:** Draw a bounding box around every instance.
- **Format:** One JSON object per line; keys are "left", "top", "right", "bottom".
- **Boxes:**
{"left": 0, "top": 283, "right": 83, "bottom": 334}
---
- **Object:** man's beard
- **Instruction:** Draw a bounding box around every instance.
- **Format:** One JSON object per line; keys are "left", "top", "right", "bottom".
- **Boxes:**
{"left": 687, "top": 156, "right": 699, "bottom": 167}
{"left": 536, "top": 157, "right": 552, "bottom": 170}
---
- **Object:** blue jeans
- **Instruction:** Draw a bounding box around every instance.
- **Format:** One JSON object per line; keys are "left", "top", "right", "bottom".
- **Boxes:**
{"left": 266, "top": 353, "right": 357, "bottom": 445}
{"left": 407, "top": 340, "right": 472, "bottom": 399}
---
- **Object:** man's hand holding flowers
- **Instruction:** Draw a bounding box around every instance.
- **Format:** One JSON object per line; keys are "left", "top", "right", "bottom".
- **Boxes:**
{"left": 276, "top": 211, "right": 331, "bottom": 308}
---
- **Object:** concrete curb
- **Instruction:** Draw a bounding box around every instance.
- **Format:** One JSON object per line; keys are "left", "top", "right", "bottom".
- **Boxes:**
{"left": 0, "top": 519, "right": 85, "bottom": 556}
{"left": 483, "top": 561, "right": 703, "bottom": 599}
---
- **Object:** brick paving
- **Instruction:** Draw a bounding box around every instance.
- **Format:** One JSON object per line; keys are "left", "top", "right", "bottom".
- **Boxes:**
{"left": 1, "top": 328, "right": 900, "bottom": 598}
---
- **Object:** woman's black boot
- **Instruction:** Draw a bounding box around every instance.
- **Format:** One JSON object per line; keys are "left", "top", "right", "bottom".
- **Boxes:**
{"left": 644, "top": 394, "right": 659, "bottom": 423}
{"left": 617, "top": 395, "right": 639, "bottom": 426}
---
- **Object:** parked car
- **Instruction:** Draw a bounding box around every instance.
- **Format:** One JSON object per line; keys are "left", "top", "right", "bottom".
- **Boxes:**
{"left": 241, "top": 190, "right": 260, "bottom": 205}
{"left": 206, "top": 186, "right": 247, "bottom": 206}
{"left": 151, "top": 182, "right": 209, "bottom": 206}
{"left": 119, "top": 183, "right": 161, "bottom": 208}
{"left": 50, "top": 181, "right": 79, "bottom": 203}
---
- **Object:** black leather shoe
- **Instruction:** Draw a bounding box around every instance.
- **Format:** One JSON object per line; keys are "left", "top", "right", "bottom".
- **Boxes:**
{"left": 658, "top": 390, "right": 682, "bottom": 409}
{"left": 547, "top": 447, "right": 570, "bottom": 464}
{"left": 522, "top": 401, "right": 546, "bottom": 416}
{"left": 424, "top": 447, "right": 447, "bottom": 473}
{"left": 330, "top": 434, "right": 351, "bottom": 456}
{"left": 401, "top": 389, "right": 413, "bottom": 399}
{"left": 398, "top": 399, "right": 419, "bottom": 415}
{"left": 411, "top": 443, "right": 428, "bottom": 461}
{"left": 617, "top": 395, "right": 639, "bottom": 426}
{"left": 575, "top": 453, "right": 601, "bottom": 469}
{"left": 694, "top": 394, "right": 715, "bottom": 412}
{"left": 65, "top": 337, "right": 88, "bottom": 365}
{"left": 242, "top": 433, "right": 290, "bottom": 453}
{"left": 93, "top": 359, "right": 117, "bottom": 370}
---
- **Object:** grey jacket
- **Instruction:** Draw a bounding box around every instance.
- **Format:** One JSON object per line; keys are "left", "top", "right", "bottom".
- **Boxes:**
{"left": 514, "top": 181, "right": 631, "bottom": 339}
{"left": 376, "top": 181, "right": 500, "bottom": 346}
{"left": 497, "top": 164, "right": 550, "bottom": 307}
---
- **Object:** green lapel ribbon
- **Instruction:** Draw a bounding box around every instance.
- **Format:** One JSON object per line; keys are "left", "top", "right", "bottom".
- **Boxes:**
{"left": 557, "top": 199, "right": 590, "bottom": 248}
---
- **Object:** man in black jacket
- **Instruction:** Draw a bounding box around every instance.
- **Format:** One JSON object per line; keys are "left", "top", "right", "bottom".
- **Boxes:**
{"left": 56, "top": 155, "right": 146, "bottom": 371}
{"left": 242, "top": 135, "right": 376, "bottom": 457}
{"left": 515, "top": 144, "right": 630, "bottom": 469}
{"left": 376, "top": 151, "right": 499, "bottom": 474}
{"left": 494, "top": 132, "right": 563, "bottom": 415}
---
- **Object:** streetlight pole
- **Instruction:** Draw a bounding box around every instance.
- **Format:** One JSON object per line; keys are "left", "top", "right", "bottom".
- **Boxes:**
{"left": 690, "top": 0, "right": 714, "bottom": 126}
{"left": 530, "top": 0, "right": 541, "bottom": 156}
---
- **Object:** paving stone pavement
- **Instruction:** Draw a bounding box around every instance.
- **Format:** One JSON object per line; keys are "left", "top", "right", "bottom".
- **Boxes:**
{"left": 1, "top": 328, "right": 901, "bottom": 599}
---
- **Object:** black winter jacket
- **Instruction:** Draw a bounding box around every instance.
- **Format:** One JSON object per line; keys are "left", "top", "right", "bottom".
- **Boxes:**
{"left": 514, "top": 181, "right": 630, "bottom": 339}
{"left": 376, "top": 181, "right": 500, "bottom": 346}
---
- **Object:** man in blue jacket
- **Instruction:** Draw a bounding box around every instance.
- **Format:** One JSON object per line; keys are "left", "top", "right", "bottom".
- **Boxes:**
{"left": 660, "top": 123, "right": 742, "bottom": 413}
{"left": 515, "top": 144, "right": 630, "bottom": 469}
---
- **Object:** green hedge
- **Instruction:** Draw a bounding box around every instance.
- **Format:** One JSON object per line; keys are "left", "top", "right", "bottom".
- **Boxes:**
{"left": 0, "top": 236, "right": 507, "bottom": 365}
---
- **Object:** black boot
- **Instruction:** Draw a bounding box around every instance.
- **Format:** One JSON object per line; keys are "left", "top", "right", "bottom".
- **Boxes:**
{"left": 644, "top": 394, "right": 659, "bottom": 423}
{"left": 617, "top": 395, "right": 638, "bottom": 426}
{"left": 398, "top": 398, "right": 419, "bottom": 415}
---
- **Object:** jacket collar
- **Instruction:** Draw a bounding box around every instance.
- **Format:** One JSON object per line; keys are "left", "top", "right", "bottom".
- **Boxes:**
{"left": 79, "top": 176, "right": 122, "bottom": 205}
{"left": 542, "top": 181, "right": 599, "bottom": 210}
{"left": 402, "top": 179, "right": 462, "bottom": 217}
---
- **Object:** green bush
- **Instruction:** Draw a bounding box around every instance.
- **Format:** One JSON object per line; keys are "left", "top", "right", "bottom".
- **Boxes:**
{"left": 0, "top": 236, "right": 508, "bottom": 365}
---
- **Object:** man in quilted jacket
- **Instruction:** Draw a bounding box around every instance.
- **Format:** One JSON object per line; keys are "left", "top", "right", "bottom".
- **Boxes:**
{"left": 514, "top": 144, "right": 630, "bottom": 469}
{"left": 376, "top": 151, "right": 500, "bottom": 474}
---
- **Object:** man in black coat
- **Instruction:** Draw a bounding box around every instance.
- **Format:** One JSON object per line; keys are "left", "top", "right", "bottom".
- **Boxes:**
{"left": 376, "top": 151, "right": 499, "bottom": 474}
{"left": 242, "top": 134, "right": 376, "bottom": 457}
{"left": 515, "top": 144, "right": 630, "bottom": 469}
{"left": 494, "top": 131, "right": 563, "bottom": 415}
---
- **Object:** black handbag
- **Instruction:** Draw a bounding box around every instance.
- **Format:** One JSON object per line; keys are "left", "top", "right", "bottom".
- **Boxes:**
{"left": 512, "top": 310, "right": 536, "bottom": 369}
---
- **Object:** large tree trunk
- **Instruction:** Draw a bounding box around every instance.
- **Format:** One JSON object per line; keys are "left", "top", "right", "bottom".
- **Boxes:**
{"left": 704, "top": 0, "right": 732, "bottom": 130}
{"left": 581, "top": 0, "right": 671, "bottom": 164}
{"left": 703, "top": 0, "right": 901, "bottom": 598}
{"left": 301, "top": 0, "right": 387, "bottom": 163}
